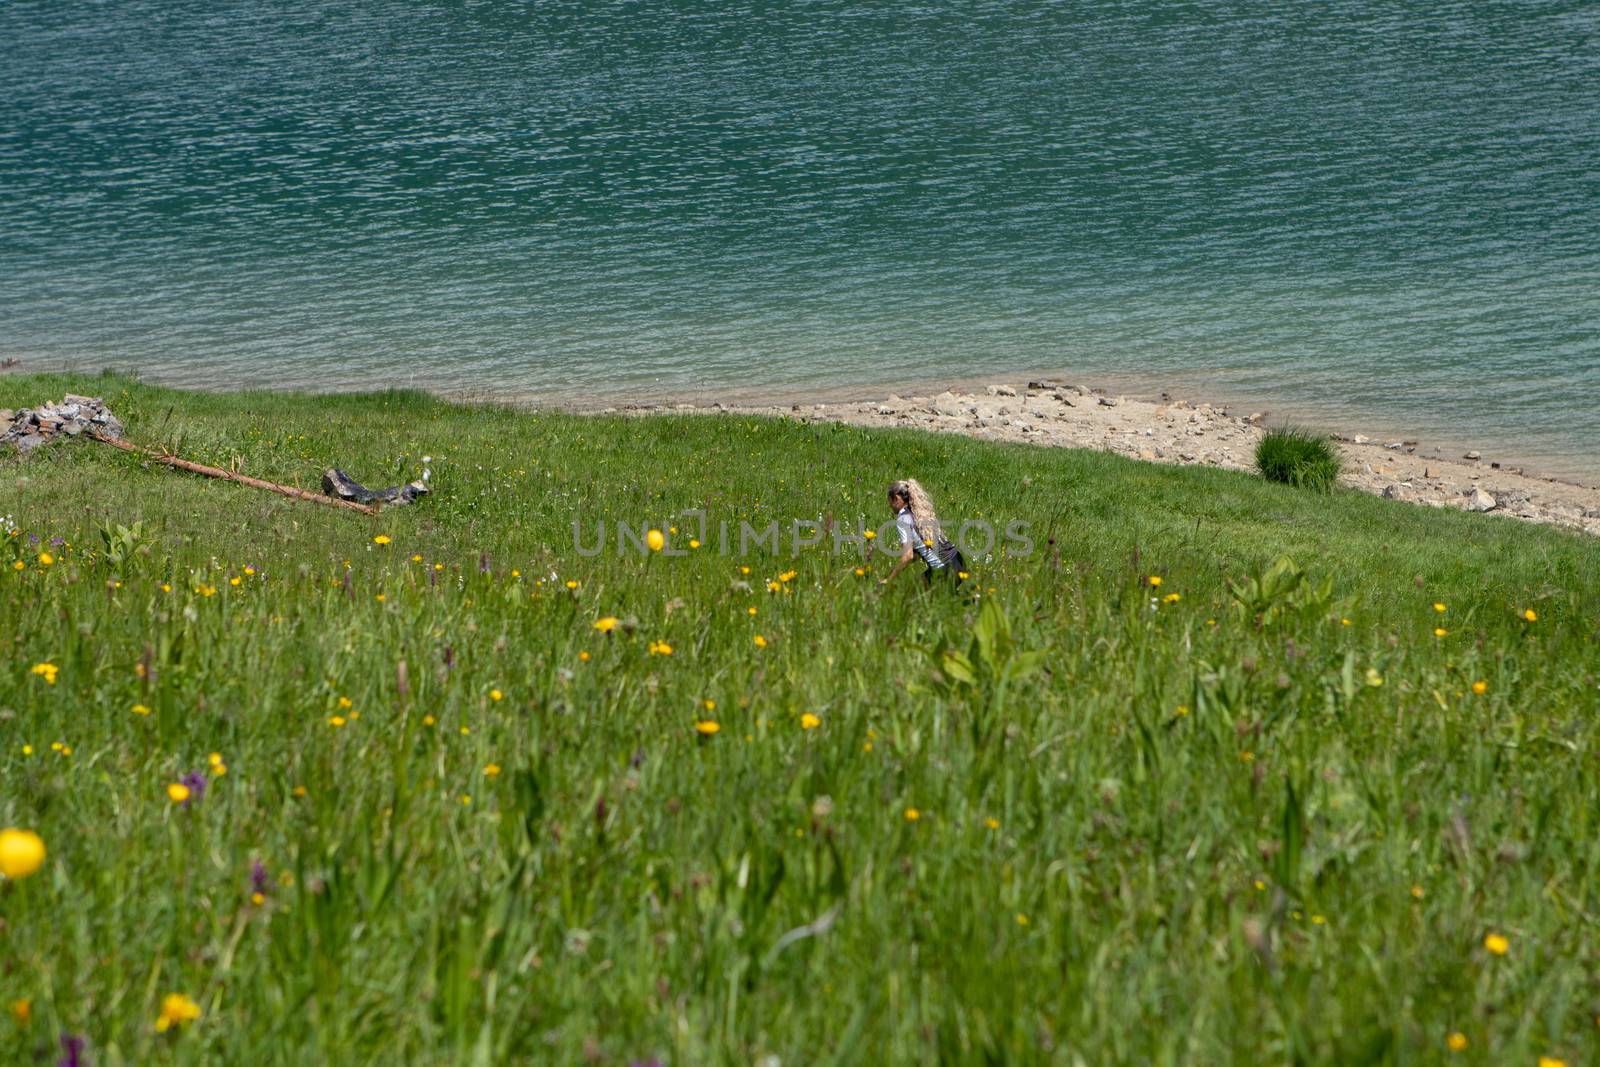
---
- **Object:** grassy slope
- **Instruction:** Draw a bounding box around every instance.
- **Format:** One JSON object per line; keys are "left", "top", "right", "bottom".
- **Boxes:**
{"left": 1, "top": 372, "right": 1597, "bottom": 1066}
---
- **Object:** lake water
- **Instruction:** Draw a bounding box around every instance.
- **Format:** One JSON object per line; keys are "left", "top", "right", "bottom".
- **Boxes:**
{"left": 3, "top": 1, "right": 1597, "bottom": 479}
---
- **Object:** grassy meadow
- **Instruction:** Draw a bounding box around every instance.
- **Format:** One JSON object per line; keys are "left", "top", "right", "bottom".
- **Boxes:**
{"left": 2, "top": 372, "right": 1598, "bottom": 1066}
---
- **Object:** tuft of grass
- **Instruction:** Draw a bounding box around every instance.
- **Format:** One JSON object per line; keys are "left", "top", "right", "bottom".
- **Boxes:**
{"left": 1256, "top": 426, "right": 1342, "bottom": 491}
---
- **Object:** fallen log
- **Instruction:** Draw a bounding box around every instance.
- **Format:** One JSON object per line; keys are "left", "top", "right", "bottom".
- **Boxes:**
{"left": 93, "top": 435, "right": 380, "bottom": 516}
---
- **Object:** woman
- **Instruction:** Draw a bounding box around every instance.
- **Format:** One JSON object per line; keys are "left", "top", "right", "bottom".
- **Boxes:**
{"left": 880, "top": 479, "right": 965, "bottom": 587}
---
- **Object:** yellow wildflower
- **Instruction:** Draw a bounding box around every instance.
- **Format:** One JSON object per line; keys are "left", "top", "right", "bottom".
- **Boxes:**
{"left": 1148, "top": 575, "right": 1162, "bottom": 587}
{"left": 0, "top": 829, "right": 47, "bottom": 879}
{"left": 753, "top": 634, "right": 767, "bottom": 648}
{"left": 483, "top": 763, "right": 501, "bottom": 777}
{"left": 863, "top": 529, "right": 876, "bottom": 540}
{"left": 593, "top": 616, "right": 618, "bottom": 633}
{"left": 37, "top": 551, "right": 53, "bottom": 566}
{"left": 1523, "top": 608, "right": 1537, "bottom": 622}
{"left": 130, "top": 703, "right": 152, "bottom": 716}
{"left": 373, "top": 535, "right": 391, "bottom": 545}
{"left": 646, "top": 529, "right": 665, "bottom": 552}
{"left": 689, "top": 539, "right": 701, "bottom": 549}
{"left": 1434, "top": 627, "right": 1448, "bottom": 637}
{"left": 1539, "top": 1059, "right": 1567, "bottom": 1067}
{"left": 328, "top": 716, "right": 346, "bottom": 727}
{"left": 1446, "top": 1032, "right": 1467, "bottom": 1052}
{"left": 800, "top": 713, "right": 820, "bottom": 730}
{"left": 166, "top": 782, "right": 190, "bottom": 804}
{"left": 904, "top": 808, "right": 920, "bottom": 822}
{"left": 578, "top": 651, "right": 590, "bottom": 662}
{"left": 9, "top": 998, "right": 31, "bottom": 1027}
{"left": 1162, "top": 592, "right": 1181, "bottom": 604}
{"left": 30, "top": 662, "right": 58, "bottom": 685}
{"left": 985, "top": 817, "right": 1000, "bottom": 830}
{"left": 1483, "top": 932, "right": 1509, "bottom": 955}
{"left": 489, "top": 688, "right": 503, "bottom": 701}
{"left": 1434, "top": 602, "right": 1446, "bottom": 613}
{"left": 1471, "top": 680, "right": 1487, "bottom": 695}
{"left": 695, "top": 720, "right": 720, "bottom": 736}
{"left": 566, "top": 579, "right": 578, "bottom": 589}
{"left": 649, "top": 640, "right": 673, "bottom": 656}
{"left": 155, "top": 992, "right": 201, "bottom": 1032}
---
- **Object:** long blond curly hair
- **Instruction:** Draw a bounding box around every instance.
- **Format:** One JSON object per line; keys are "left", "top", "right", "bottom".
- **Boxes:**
{"left": 888, "top": 479, "right": 942, "bottom": 545}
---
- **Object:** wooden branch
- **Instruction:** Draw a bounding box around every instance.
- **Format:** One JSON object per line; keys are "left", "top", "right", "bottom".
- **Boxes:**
{"left": 93, "top": 435, "right": 380, "bottom": 516}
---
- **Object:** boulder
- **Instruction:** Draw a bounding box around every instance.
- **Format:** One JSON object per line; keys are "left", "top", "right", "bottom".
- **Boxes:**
{"left": 1465, "top": 487, "right": 1497, "bottom": 512}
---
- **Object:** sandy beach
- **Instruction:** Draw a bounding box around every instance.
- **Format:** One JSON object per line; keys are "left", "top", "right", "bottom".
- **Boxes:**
{"left": 591, "top": 377, "right": 1600, "bottom": 539}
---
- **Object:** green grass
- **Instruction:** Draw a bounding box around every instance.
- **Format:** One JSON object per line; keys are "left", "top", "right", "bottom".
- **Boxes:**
{"left": 2, "top": 371, "right": 1598, "bottom": 1065}
{"left": 1256, "top": 426, "right": 1344, "bottom": 492}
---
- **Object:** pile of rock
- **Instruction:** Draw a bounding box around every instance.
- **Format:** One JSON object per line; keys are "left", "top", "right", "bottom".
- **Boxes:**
{"left": 0, "top": 395, "right": 125, "bottom": 453}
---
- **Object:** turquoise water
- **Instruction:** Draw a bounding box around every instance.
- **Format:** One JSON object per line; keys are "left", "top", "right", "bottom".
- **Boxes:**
{"left": 3, "top": 1, "right": 1597, "bottom": 479}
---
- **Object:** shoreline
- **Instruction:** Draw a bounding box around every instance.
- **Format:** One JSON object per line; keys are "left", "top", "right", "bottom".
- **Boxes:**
{"left": 7, "top": 361, "right": 1598, "bottom": 534}
{"left": 559, "top": 375, "right": 1600, "bottom": 538}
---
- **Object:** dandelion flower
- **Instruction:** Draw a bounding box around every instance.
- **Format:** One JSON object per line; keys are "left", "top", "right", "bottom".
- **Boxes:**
{"left": 1340, "top": 617, "right": 1351, "bottom": 626}
{"left": 854, "top": 567, "right": 865, "bottom": 577}
{"left": 565, "top": 580, "right": 578, "bottom": 590}
{"left": 1434, "top": 627, "right": 1448, "bottom": 637}
{"left": 1471, "top": 680, "right": 1487, "bottom": 695}
{"left": 740, "top": 565, "right": 751, "bottom": 574}
{"left": 166, "top": 782, "right": 191, "bottom": 803}
{"left": 1162, "top": 592, "right": 1181, "bottom": 604}
{"left": 1483, "top": 932, "right": 1509, "bottom": 955}
{"left": 373, "top": 535, "right": 391, "bottom": 545}
{"left": 1523, "top": 608, "right": 1537, "bottom": 622}
{"left": 593, "top": 616, "right": 618, "bottom": 633}
{"left": 1410, "top": 885, "right": 1424, "bottom": 899}
{"left": 1446, "top": 1032, "right": 1467, "bottom": 1052}
{"left": 1539, "top": 1058, "right": 1568, "bottom": 1067}
{"left": 10, "top": 561, "right": 22, "bottom": 571}
{"left": 703, "top": 699, "right": 716, "bottom": 711}
{"left": 422, "top": 715, "right": 436, "bottom": 727}
{"left": 1365, "top": 668, "right": 1384, "bottom": 687}
{"left": 904, "top": 807, "right": 920, "bottom": 821}
{"left": 132, "top": 703, "right": 151, "bottom": 716}
{"left": 411, "top": 554, "right": 423, "bottom": 562}
{"left": 695, "top": 720, "right": 720, "bottom": 736}
{"left": 689, "top": 539, "right": 700, "bottom": 549}
{"left": 489, "top": 688, "right": 503, "bottom": 701}
{"left": 30, "top": 662, "right": 58, "bottom": 685}
{"left": 646, "top": 529, "right": 665, "bottom": 552}
{"left": 753, "top": 634, "right": 767, "bottom": 648}
{"left": 800, "top": 713, "right": 820, "bottom": 730}
{"left": 1148, "top": 575, "right": 1162, "bottom": 587}
{"left": 155, "top": 992, "right": 201, "bottom": 1032}
{"left": 985, "top": 817, "right": 1000, "bottom": 830}
{"left": 483, "top": 763, "right": 501, "bottom": 777}
{"left": 1433, "top": 602, "right": 1446, "bottom": 613}
{"left": 37, "top": 551, "right": 53, "bottom": 566}
{"left": 578, "top": 651, "right": 590, "bottom": 662}
{"left": 327, "top": 716, "right": 346, "bottom": 727}
{"left": 0, "top": 829, "right": 46, "bottom": 879}
{"left": 1015, "top": 913, "right": 1028, "bottom": 925}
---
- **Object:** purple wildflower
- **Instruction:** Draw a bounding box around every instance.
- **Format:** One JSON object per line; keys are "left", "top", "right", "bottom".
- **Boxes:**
{"left": 180, "top": 770, "right": 208, "bottom": 806}
{"left": 250, "top": 858, "right": 269, "bottom": 897}
{"left": 57, "top": 1034, "right": 86, "bottom": 1067}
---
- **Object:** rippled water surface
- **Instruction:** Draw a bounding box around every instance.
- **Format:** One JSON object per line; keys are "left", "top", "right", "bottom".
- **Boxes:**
{"left": 3, "top": 1, "right": 1597, "bottom": 477}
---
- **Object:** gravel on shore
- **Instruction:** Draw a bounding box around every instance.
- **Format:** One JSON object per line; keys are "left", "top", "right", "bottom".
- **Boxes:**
{"left": 597, "top": 379, "right": 1600, "bottom": 538}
